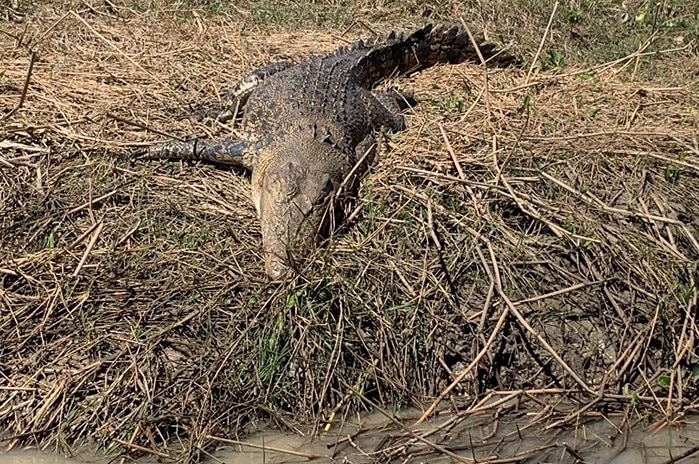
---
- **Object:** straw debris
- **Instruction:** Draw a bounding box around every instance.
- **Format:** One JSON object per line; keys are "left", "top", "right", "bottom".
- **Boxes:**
{"left": 1, "top": 1, "right": 698, "bottom": 462}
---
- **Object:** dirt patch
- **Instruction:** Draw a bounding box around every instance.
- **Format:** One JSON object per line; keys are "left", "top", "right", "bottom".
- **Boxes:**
{"left": 1, "top": 1, "right": 698, "bottom": 462}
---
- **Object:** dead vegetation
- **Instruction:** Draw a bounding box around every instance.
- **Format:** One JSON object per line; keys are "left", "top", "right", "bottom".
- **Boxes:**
{"left": 1, "top": 1, "right": 698, "bottom": 462}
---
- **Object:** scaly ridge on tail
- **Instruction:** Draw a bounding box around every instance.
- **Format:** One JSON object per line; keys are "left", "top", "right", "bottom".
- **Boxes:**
{"left": 352, "top": 24, "right": 499, "bottom": 88}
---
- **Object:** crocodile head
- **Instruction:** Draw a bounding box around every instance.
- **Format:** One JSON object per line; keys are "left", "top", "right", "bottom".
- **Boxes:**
{"left": 251, "top": 139, "right": 349, "bottom": 279}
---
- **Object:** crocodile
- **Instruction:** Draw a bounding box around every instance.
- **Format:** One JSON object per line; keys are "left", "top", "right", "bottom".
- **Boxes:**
{"left": 140, "top": 24, "right": 510, "bottom": 279}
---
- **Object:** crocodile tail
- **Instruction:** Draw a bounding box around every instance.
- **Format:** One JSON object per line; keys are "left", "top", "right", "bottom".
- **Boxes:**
{"left": 353, "top": 24, "right": 502, "bottom": 87}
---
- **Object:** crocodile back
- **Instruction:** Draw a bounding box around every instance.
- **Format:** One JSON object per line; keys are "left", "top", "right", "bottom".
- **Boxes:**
{"left": 241, "top": 53, "right": 375, "bottom": 155}
{"left": 241, "top": 24, "right": 500, "bottom": 156}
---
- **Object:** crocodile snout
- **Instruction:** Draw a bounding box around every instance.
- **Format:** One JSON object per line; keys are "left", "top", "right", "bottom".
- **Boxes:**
{"left": 265, "top": 257, "right": 290, "bottom": 280}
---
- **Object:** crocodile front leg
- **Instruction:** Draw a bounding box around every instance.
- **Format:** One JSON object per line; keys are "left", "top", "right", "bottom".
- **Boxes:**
{"left": 138, "top": 139, "right": 256, "bottom": 171}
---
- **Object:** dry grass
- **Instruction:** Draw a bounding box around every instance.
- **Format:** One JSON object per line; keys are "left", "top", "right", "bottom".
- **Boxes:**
{"left": 1, "top": 1, "right": 698, "bottom": 462}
